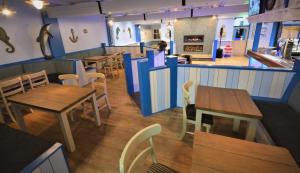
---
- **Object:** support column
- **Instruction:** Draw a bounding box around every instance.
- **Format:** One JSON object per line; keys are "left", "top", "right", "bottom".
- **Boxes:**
{"left": 123, "top": 53, "right": 134, "bottom": 95}
{"left": 137, "top": 60, "right": 152, "bottom": 116}
{"left": 166, "top": 56, "right": 178, "bottom": 108}
{"left": 41, "top": 11, "right": 65, "bottom": 58}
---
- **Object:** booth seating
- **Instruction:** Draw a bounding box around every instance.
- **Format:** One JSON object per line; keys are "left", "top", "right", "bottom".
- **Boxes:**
{"left": 255, "top": 82, "right": 300, "bottom": 166}
{"left": 0, "top": 59, "right": 76, "bottom": 84}
{"left": 63, "top": 47, "right": 106, "bottom": 60}
{"left": 0, "top": 123, "right": 69, "bottom": 173}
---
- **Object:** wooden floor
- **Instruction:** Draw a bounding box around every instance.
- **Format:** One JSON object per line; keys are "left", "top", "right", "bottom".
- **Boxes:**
{"left": 9, "top": 71, "right": 249, "bottom": 173}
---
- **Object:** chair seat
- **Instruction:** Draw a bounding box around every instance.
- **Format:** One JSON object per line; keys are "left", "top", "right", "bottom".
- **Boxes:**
{"left": 186, "top": 104, "right": 214, "bottom": 125}
{"left": 147, "top": 163, "right": 178, "bottom": 173}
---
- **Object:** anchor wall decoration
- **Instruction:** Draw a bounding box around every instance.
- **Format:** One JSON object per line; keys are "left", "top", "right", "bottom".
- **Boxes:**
{"left": 69, "top": 28, "right": 78, "bottom": 43}
{"left": 0, "top": 26, "right": 15, "bottom": 53}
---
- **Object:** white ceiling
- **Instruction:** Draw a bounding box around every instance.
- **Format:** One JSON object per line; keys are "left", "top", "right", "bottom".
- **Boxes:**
{"left": 48, "top": 0, "right": 249, "bottom": 16}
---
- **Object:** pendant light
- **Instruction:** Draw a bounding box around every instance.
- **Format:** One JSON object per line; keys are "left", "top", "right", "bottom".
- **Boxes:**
{"left": 0, "top": 0, "right": 16, "bottom": 16}
{"left": 25, "top": 0, "right": 49, "bottom": 10}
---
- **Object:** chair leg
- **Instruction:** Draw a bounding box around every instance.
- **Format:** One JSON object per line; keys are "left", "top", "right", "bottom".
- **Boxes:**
{"left": 6, "top": 105, "right": 16, "bottom": 122}
{"left": 105, "top": 95, "right": 111, "bottom": 110}
{"left": 179, "top": 120, "right": 187, "bottom": 140}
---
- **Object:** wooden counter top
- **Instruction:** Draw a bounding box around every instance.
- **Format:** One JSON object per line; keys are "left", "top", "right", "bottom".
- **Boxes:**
{"left": 247, "top": 50, "right": 293, "bottom": 68}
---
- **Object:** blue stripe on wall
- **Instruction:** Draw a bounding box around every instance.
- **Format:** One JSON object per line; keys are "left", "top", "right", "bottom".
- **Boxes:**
{"left": 252, "top": 23, "right": 262, "bottom": 51}
{"left": 269, "top": 22, "right": 280, "bottom": 47}
{"left": 135, "top": 25, "right": 141, "bottom": 42}
{"left": 41, "top": 11, "right": 65, "bottom": 58}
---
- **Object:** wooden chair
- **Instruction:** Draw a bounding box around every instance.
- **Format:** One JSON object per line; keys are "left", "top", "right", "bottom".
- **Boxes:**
{"left": 86, "top": 72, "right": 111, "bottom": 110}
{"left": 58, "top": 74, "right": 79, "bottom": 86}
{"left": 119, "top": 124, "right": 178, "bottom": 173}
{"left": 26, "top": 70, "right": 49, "bottom": 89}
{"left": 116, "top": 52, "right": 124, "bottom": 69}
{"left": 0, "top": 77, "right": 25, "bottom": 122}
{"left": 104, "top": 54, "right": 119, "bottom": 78}
{"left": 179, "top": 81, "right": 213, "bottom": 140}
{"left": 58, "top": 74, "right": 80, "bottom": 121}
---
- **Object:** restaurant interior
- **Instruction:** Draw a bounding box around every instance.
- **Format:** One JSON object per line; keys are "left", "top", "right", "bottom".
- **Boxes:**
{"left": 0, "top": 0, "right": 300, "bottom": 173}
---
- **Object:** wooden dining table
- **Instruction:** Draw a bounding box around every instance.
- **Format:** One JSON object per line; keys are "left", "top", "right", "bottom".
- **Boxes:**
{"left": 192, "top": 131, "right": 300, "bottom": 173}
{"left": 195, "top": 86, "right": 262, "bottom": 141}
{"left": 83, "top": 55, "right": 113, "bottom": 72}
{"left": 7, "top": 84, "right": 101, "bottom": 152}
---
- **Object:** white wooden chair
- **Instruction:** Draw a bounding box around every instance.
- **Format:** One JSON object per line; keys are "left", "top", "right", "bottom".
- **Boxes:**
{"left": 58, "top": 74, "right": 79, "bottom": 86}
{"left": 0, "top": 77, "right": 25, "bottom": 122}
{"left": 119, "top": 124, "right": 178, "bottom": 173}
{"left": 26, "top": 70, "right": 49, "bottom": 89}
{"left": 179, "top": 81, "right": 213, "bottom": 140}
{"left": 86, "top": 72, "right": 111, "bottom": 110}
{"left": 104, "top": 54, "right": 120, "bottom": 78}
{"left": 116, "top": 52, "right": 124, "bottom": 69}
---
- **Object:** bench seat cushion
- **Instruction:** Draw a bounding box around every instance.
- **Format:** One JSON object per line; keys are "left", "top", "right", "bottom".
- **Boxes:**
{"left": 255, "top": 100, "right": 300, "bottom": 166}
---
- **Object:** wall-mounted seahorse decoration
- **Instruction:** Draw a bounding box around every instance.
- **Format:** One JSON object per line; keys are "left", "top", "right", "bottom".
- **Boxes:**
{"left": 128, "top": 27, "right": 132, "bottom": 38}
{"left": 69, "top": 28, "right": 78, "bottom": 43}
{"left": 37, "top": 24, "right": 54, "bottom": 60}
{"left": 0, "top": 26, "right": 15, "bottom": 53}
{"left": 116, "top": 27, "right": 120, "bottom": 40}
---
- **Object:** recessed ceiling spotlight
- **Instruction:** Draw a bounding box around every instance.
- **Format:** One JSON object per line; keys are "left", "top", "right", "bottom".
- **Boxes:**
{"left": 108, "top": 19, "right": 114, "bottom": 26}
{"left": 0, "top": 0, "right": 16, "bottom": 16}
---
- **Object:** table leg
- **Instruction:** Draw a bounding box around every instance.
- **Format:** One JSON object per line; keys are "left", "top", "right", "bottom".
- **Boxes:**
{"left": 96, "top": 62, "right": 101, "bottom": 72}
{"left": 233, "top": 119, "right": 240, "bottom": 132}
{"left": 11, "top": 104, "right": 27, "bottom": 131}
{"left": 57, "top": 112, "right": 75, "bottom": 152}
{"left": 195, "top": 109, "right": 203, "bottom": 131}
{"left": 0, "top": 108, "right": 4, "bottom": 123}
{"left": 91, "top": 94, "right": 101, "bottom": 126}
{"left": 246, "top": 119, "right": 258, "bottom": 141}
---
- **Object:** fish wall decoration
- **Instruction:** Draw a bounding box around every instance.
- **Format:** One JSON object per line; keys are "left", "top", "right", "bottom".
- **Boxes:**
{"left": 37, "top": 24, "right": 54, "bottom": 60}
{"left": 0, "top": 26, "right": 15, "bottom": 53}
{"left": 128, "top": 27, "right": 132, "bottom": 38}
{"left": 69, "top": 28, "right": 78, "bottom": 43}
{"left": 116, "top": 27, "right": 120, "bottom": 40}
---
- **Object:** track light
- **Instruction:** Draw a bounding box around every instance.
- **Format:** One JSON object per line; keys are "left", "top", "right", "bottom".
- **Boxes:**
{"left": 0, "top": 0, "right": 16, "bottom": 16}
{"left": 143, "top": 13, "right": 146, "bottom": 21}
{"left": 182, "top": 0, "right": 186, "bottom": 6}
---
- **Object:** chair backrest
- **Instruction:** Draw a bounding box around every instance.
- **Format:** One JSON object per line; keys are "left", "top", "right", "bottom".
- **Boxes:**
{"left": 86, "top": 72, "right": 107, "bottom": 92}
{"left": 0, "top": 77, "right": 25, "bottom": 102}
{"left": 26, "top": 70, "right": 49, "bottom": 89}
{"left": 58, "top": 74, "right": 79, "bottom": 86}
{"left": 182, "top": 81, "right": 193, "bottom": 120}
{"left": 119, "top": 124, "right": 162, "bottom": 173}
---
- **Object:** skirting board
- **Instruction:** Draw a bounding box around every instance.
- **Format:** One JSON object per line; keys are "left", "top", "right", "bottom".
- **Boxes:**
{"left": 256, "top": 120, "right": 275, "bottom": 145}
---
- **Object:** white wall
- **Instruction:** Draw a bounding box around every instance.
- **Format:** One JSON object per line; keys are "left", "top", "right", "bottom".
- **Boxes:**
{"left": 112, "top": 21, "right": 136, "bottom": 46}
{"left": 161, "top": 20, "right": 174, "bottom": 42}
{"left": 0, "top": 1, "right": 43, "bottom": 65}
{"left": 258, "top": 23, "right": 274, "bottom": 48}
{"left": 215, "top": 18, "right": 235, "bottom": 41}
{"left": 58, "top": 15, "right": 108, "bottom": 53}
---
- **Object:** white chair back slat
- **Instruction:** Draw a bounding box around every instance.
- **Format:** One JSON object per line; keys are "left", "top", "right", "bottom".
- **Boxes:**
{"left": 0, "top": 77, "right": 25, "bottom": 97}
{"left": 58, "top": 74, "right": 79, "bottom": 86}
{"left": 26, "top": 70, "right": 49, "bottom": 89}
{"left": 119, "top": 124, "right": 161, "bottom": 173}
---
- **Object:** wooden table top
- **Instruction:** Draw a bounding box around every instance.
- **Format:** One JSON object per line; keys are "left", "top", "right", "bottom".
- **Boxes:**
{"left": 83, "top": 55, "right": 113, "bottom": 62}
{"left": 8, "top": 84, "right": 95, "bottom": 113}
{"left": 192, "top": 132, "right": 300, "bottom": 173}
{"left": 195, "top": 86, "right": 262, "bottom": 119}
